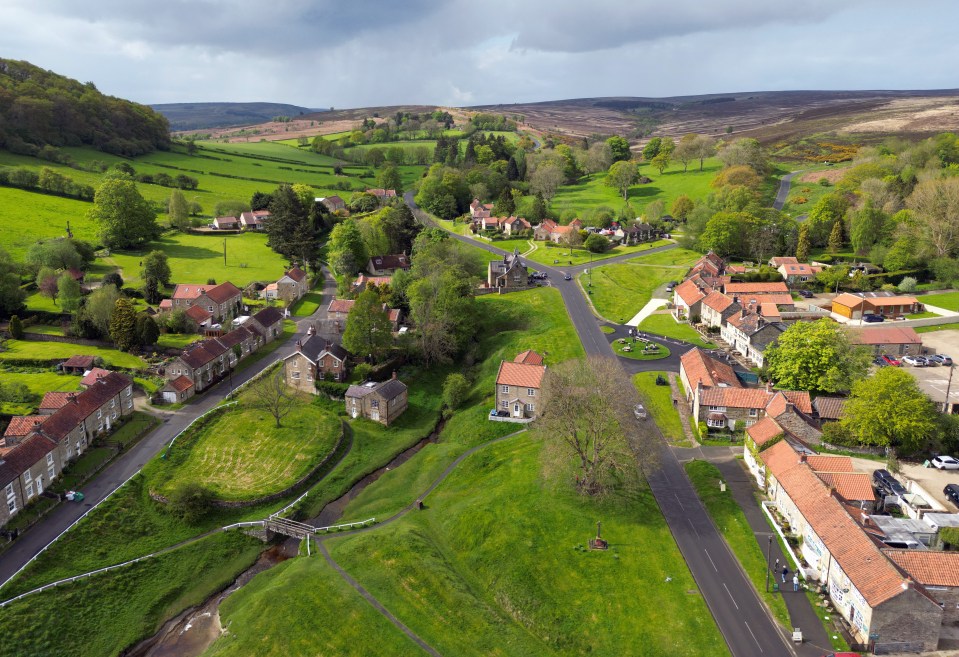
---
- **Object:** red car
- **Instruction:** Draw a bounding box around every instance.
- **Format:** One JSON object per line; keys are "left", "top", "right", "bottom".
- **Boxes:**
{"left": 882, "top": 355, "right": 901, "bottom": 367}
{"left": 821, "top": 653, "right": 859, "bottom": 657}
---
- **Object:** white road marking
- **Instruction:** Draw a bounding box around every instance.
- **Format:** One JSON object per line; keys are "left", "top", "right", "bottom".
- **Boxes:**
{"left": 704, "top": 549, "right": 718, "bottom": 572}
{"left": 723, "top": 583, "right": 739, "bottom": 610}
{"left": 744, "top": 621, "right": 763, "bottom": 652}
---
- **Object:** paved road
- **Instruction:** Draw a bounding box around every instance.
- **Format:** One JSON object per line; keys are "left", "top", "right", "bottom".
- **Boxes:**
{"left": 408, "top": 193, "right": 794, "bottom": 656}
{"left": 0, "top": 272, "right": 338, "bottom": 588}
{"left": 773, "top": 172, "right": 798, "bottom": 211}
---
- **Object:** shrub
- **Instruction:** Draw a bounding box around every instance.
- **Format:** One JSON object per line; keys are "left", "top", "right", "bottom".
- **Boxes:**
{"left": 8, "top": 315, "right": 23, "bottom": 339}
{"left": 316, "top": 380, "right": 349, "bottom": 398}
{"left": 167, "top": 482, "right": 214, "bottom": 523}
{"left": 353, "top": 362, "right": 374, "bottom": 381}
{"left": 818, "top": 178, "right": 831, "bottom": 186}
{"left": 791, "top": 196, "right": 808, "bottom": 204}
{"left": 897, "top": 276, "right": 918, "bottom": 293}
{"left": 102, "top": 272, "right": 124, "bottom": 289}
{"left": 442, "top": 373, "right": 469, "bottom": 410}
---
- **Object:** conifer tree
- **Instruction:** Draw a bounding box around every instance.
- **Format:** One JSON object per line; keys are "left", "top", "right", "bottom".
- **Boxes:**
{"left": 795, "top": 223, "right": 811, "bottom": 262}
{"left": 110, "top": 298, "right": 137, "bottom": 351}
{"left": 828, "top": 218, "right": 844, "bottom": 254}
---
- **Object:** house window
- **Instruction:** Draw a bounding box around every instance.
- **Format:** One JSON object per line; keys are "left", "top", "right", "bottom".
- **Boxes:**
{"left": 748, "top": 408, "right": 758, "bottom": 417}
{"left": 5, "top": 484, "right": 13, "bottom": 500}
{"left": 306, "top": 374, "right": 313, "bottom": 382}
{"left": 97, "top": 409, "right": 102, "bottom": 419}
{"left": 208, "top": 306, "right": 214, "bottom": 312}
{"left": 111, "top": 399, "right": 116, "bottom": 408}
{"left": 23, "top": 470, "right": 31, "bottom": 483}
{"left": 48, "top": 465, "right": 56, "bottom": 480}
{"left": 501, "top": 385, "right": 509, "bottom": 393}
{"left": 112, "top": 412, "right": 118, "bottom": 420}
{"left": 371, "top": 400, "right": 379, "bottom": 409}
{"left": 527, "top": 388, "right": 535, "bottom": 396}
{"left": 707, "top": 405, "right": 726, "bottom": 412}
{"left": 46, "top": 453, "right": 54, "bottom": 465}
{"left": 707, "top": 418, "right": 726, "bottom": 428}
{"left": 7, "top": 499, "right": 15, "bottom": 514}
{"left": 525, "top": 403, "right": 534, "bottom": 412}
{"left": 126, "top": 388, "right": 132, "bottom": 397}
{"left": 292, "top": 372, "right": 300, "bottom": 379}
{"left": 25, "top": 482, "right": 34, "bottom": 499}
{"left": 501, "top": 401, "right": 508, "bottom": 408}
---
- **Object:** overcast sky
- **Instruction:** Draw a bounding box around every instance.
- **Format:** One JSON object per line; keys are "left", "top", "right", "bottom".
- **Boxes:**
{"left": 5, "top": 0, "right": 958, "bottom": 109}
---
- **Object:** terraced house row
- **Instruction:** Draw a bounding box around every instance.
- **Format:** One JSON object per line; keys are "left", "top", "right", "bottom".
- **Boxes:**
{"left": 0, "top": 372, "right": 134, "bottom": 527}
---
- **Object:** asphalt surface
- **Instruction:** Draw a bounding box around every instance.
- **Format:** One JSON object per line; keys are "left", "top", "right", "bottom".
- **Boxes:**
{"left": 773, "top": 172, "right": 798, "bottom": 211}
{"left": 408, "top": 193, "right": 794, "bottom": 656}
{"left": 0, "top": 272, "right": 338, "bottom": 588}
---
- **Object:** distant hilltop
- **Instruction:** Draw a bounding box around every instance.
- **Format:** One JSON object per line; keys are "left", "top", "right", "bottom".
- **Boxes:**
{"left": 151, "top": 102, "right": 327, "bottom": 131}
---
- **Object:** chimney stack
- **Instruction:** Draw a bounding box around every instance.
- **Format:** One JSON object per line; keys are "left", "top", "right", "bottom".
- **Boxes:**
{"left": 392, "top": 371, "right": 397, "bottom": 380}
{"left": 799, "top": 454, "right": 807, "bottom": 464}
{"left": 295, "top": 340, "right": 302, "bottom": 352}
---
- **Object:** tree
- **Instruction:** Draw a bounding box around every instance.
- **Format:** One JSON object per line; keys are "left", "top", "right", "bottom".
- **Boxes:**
{"left": 57, "top": 272, "right": 82, "bottom": 313}
{"left": 25, "top": 239, "right": 83, "bottom": 273}
{"left": 584, "top": 233, "right": 611, "bottom": 253}
{"left": 806, "top": 193, "right": 850, "bottom": 247}
{"left": 530, "top": 163, "right": 565, "bottom": 204}
{"left": 606, "top": 160, "right": 638, "bottom": 200}
{"left": 712, "top": 165, "right": 762, "bottom": 190}
{"left": 8, "top": 315, "right": 23, "bottom": 339}
{"left": 37, "top": 267, "right": 59, "bottom": 302}
{"left": 109, "top": 297, "right": 137, "bottom": 351}
{"left": 342, "top": 288, "right": 393, "bottom": 363}
{"left": 670, "top": 195, "right": 694, "bottom": 221}
{"left": 252, "top": 368, "right": 297, "bottom": 428}
{"left": 840, "top": 367, "right": 938, "bottom": 454}
{"left": 763, "top": 319, "right": 870, "bottom": 393}
{"left": 494, "top": 187, "right": 515, "bottom": 216}
{"left": 328, "top": 219, "right": 369, "bottom": 276}
{"left": 168, "top": 189, "right": 190, "bottom": 230}
{"left": 642, "top": 137, "right": 662, "bottom": 161}
{"left": 898, "top": 276, "right": 918, "bottom": 293}
{"left": 442, "top": 373, "right": 469, "bottom": 410}
{"left": 102, "top": 271, "right": 123, "bottom": 290}
{"left": 0, "top": 248, "right": 25, "bottom": 319}
{"left": 586, "top": 142, "right": 613, "bottom": 178}
{"left": 816, "top": 265, "right": 849, "bottom": 293}
{"left": 528, "top": 194, "right": 547, "bottom": 223}
{"left": 717, "top": 138, "right": 768, "bottom": 174}
{"left": 377, "top": 165, "right": 403, "bottom": 195}
{"left": 89, "top": 178, "right": 159, "bottom": 249}
{"left": 692, "top": 135, "right": 717, "bottom": 171}
{"left": 650, "top": 153, "right": 670, "bottom": 175}
{"left": 82, "top": 284, "right": 121, "bottom": 335}
{"left": 674, "top": 134, "right": 698, "bottom": 172}
{"left": 165, "top": 308, "right": 196, "bottom": 334}
{"left": 264, "top": 184, "right": 321, "bottom": 267}
{"left": 795, "top": 223, "right": 811, "bottom": 262}
{"left": 606, "top": 136, "right": 631, "bottom": 162}
{"left": 906, "top": 177, "right": 959, "bottom": 258}
{"left": 850, "top": 200, "right": 887, "bottom": 255}
{"left": 141, "top": 250, "right": 171, "bottom": 287}
{"left": 533, "top": 356, "right": 642, "bottom": 497}
{"left": 562, "top": 227, "right": 584, "bottom": 255}
{"left": 828, "top": 218, "right": 844, "bottom": 253}
{"left": 168, "top": 482, "right": 214, "bottom": 523}
{"left": 135, "top": 313, "right": 160, "bottom": 346}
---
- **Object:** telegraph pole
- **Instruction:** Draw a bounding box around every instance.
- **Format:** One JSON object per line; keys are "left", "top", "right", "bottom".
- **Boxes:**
{"left": 945, "top": 363, "right": 955, "bottom": 413}
{"left": 223, "top": 238, "right": 227, "bottom": 267}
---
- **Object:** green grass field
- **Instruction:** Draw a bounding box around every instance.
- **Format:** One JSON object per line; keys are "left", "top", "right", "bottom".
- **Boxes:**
{"left": 0, "top": 531, "right": 262, "bottom": 657}
{"left": 323, "top": 438, "right": 728, "bottom": 657}
{"left": 916, "top": 323, "right": 959, "bottom": 333}
{"left": 155, "top": 332, "right": 201, "bottom": 349}
{"left": 289, "top": 291, "right": 322, "bottom": 317}
{"left": 611, "top": 337, "right": 669, "bottom": 360}
{"left": 521, "top": 238, "right": 673, "bottom": 268}
{"left": 0, "top": 188, "right": 98, "bottom": 258}
{"left": 552, "top": 158, "right": 723, "bottom": 218}
{"left": 153, "top": 391, "right": 341, "bottom": 501}
{"left": 0, "top": 369, "right": 81, "bottom": 396}
{"left": 684, "top": 460, "right": 790, "bottom": 627}
{"left": 919, "top": 291, "right": 959, "bottom": 311}
{"left": 632, "top": 372, "right": 689, "bottom": 446}
{"left": 0, "top": 339, "right": 146, "bottom": 368}
{"left": 638, "top": 313, "right": 714, "bottom": 347}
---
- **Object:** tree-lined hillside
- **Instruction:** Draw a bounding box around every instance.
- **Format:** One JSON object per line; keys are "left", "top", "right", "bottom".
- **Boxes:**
{"left": 0, "top": 59, "right": 170, "bottom": 156}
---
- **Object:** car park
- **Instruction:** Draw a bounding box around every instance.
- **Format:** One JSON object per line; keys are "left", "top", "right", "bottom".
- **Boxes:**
{"left": 902, "top": 355, "right": 926, "bottom": 366}
{"left": 873, "top": 468, "right": 907, "bottom": 497}
{"left": 945, "top": 483, "right": 959, "bottom": 507}
{"left": 927, "top": 354, "right": 953, "bottom": 366}
{"left": 931, "top": 455, "right": 959, "bottom": 470}
{"left": 881, "top": 355, "right": 901, "bottom": 367}
{"left": 863, "top": 313, "right": 885, "bottom": 323}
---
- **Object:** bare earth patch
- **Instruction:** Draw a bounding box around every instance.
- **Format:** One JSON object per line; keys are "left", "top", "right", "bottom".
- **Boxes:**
{"left": 840, "top": 98, "right": 959, "bottom": 134}
{"left": 799, "top": 167, "right": 850, "bottom": 184}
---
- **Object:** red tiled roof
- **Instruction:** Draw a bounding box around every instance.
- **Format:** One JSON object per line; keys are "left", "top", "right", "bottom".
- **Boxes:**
{"left": 179, "top": 343, "right": 217, "bottom": 369}
{"left": 496, "top": 361, "right": 546, "bottom": 388}
{"left": 884, "top": 550, "right": 959, "bottom": 588}
{"left": 770, "top": 257, "right": 799, "bottom": 266}
{"left": 159, "top": 299, "right": 173, "bottom": 310}
{"left": 680, "top": 348, "right": 741, "bottom": 390}
{"left": 804, "top": 455, "right": 853, "bottom": 473}
{"left": 832, "top": 293, "right": 866, "bottom": 309}
{"left": 353, "top": 274, "right": 392, "bottom": 288}
{"left": 366, "top": 188, "right": 396, "bottom": 198}
{"left": 865, "top": 296, "right": 918, "bottom": 306}
{"left": 849, "top": 327, "right": 921, "bottom": 346}
{"left": 328, "top": 299, "right": 355, "bottom": 314}
{"left": 701, "top": 290, "right": 735, "bottom": 313}
{"left": 252, "top": 210, "right": 271, "bottom": 218}
{"left": 164, "top": 375, "right": 194, "bottom": 393}
{"left": 205, "top": 282, "right": 242, "bottom": 304}
{"left": 62, "top": 355, "right": 95, "bottom": 368}
{"left": 513, "top": 350, "right": 544, "bottom": 366}
{"left": 285, "top": 267, "right": 307, "bottom": 282}
{"left": 674, "top": 279, "right": 706, "bottom": 306}
{"left": 3, "top": 416, "right": 44, "bottom": 438}
{"left": 80, "top": 368, "right": 112, "bottom": 387}
{"left": 746, "top": 417, "right": 783, "bottom": 446}
{"left": 765, "top": 390, "right": 813, "bottom": 417}
{"left": 38, "top": 373, "right": 133, "bottom": 441}
{"left": 172, "top": 284, "right": 215, "bottom": 301}
{"left": 186, "top": 305, "right": 212, "bottom": 324}
{"left": 699, "top": 387, "right": 771, "bottom": 409}
{"left": 40, "top": 391, "right": 76, "bottom": 411}
{"left": 816, "top": 472, "right": 875, "bottom": 502}
{"left": 724, "top": 282, "right": 789, "bottom": 294}
{"left": 781, "top": 263, "right": 820, "bottom": 275}
{"left": 387, "top": 308, "right": 401, "bottom": 323}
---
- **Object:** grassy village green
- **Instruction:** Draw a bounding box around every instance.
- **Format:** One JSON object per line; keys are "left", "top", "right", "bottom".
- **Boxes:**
{"left": 637, "top": 314, "right": 714, "bottom": 348}
{"left": 632, "top": 372, "right": 689, "bottom": 446}
{"left": 611, "top": 337, "right": 670, "bottom": 360}
{"left": 289, "top": 291, "right": 322, "bottom": 317}
{"left": 0, "top": 531, "right": 262, "bottom": 657}
{"left": 153, "top": 390, "right": 341, "bottom": 501}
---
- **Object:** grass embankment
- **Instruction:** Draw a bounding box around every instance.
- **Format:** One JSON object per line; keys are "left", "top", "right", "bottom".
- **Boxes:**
{"left": 918, "top": 291, "right": 959, "bottom": 311}
{"left": 585, "top": 248, "right": 699, "bottom": 323}
{"left": 152, "top": 390, "right": 341, "bottom": 501}
{"left": 0, "top": 531, "right": 262, "bottom": 657}
{"left": 683, "top": 460, "right": 790, "bottom": 628}
{"left": 213, "top": 438, "right": 728, "bottom": 656}
{"left": 632, "top": 372, "right": 689, "bottom": 446}
{"left": 916, "top": 322, "right": 959, "bottom": 333}
{"left": 638, "top": 313, "right": 714, "bottom": 348}
{"left": 289, "top": 291, "right": 322, "bottom": 317}
{"left": 0, "top": 340, "right": 146, "bottom": 369}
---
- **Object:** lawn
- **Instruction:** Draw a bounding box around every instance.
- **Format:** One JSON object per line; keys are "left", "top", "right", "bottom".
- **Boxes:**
{"left": 916, "top": 323, "right": 959, "bottom": 333}
{"left": 611, "top": 336, "right": 670, "bottom": 360}
{"left": 551, "top": 158, "right": 722, "bottom": 218}
{"left": 0, "top": 531, "right": 262, "bottom": 657}
{"left": 289, "top": 291, "right": 322, "bottom": 317}
{"left": 339, "top": 286, "right": 585, "bottom": 522}
{"left": 638, "top": 313, "right": 714, "bottom": 348}
{"left": 324, "top": 438, "right": 728, "bottom": 657}
{"left": 0, "top": 188, "right": 98, "bottom": 259}
{"left": 0, "top": 369, "right": 81, "bottom": 397}
{"left": 103, "top": 231, "right": 287, "bottom": 288}
{"left": 0, "top": 339, "right": 146, "bottom": 369}
{"left": 152, "top": 390, "right": 341, "bottom": 501}
{"left": 156, "top": 332, "right": 202, "bottom": 349}
{"left": 632, "top": 372, "right": 688, "bottom": 446}
{"left": 524, "top": 239, "right": 675, "bottom": 269}
{"left": 22, "top": 323, "right": 65, "bottom": 336}
{"left": 584, "top": 248, "right": 700, "bottom": 323}
{"left": 684, "top": 460, "right": 791, "bottom": 628}
{"left": 918, "top": 291, "right": 959, "bottom": 311}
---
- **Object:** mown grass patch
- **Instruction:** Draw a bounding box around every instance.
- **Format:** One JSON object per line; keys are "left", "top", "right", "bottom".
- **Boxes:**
{"left": 0, "top": 339, "right": 146, "bottom": 369}
{"left": 289, "top": 291, "right": 322, "bottom": 317}
{"left": 684, "top": 460, "right": 791, "bottom": 628}
{"left": 638, "top": 313, "right": 714, "bottom": 347}
{"left": 632, "top": 372, "right": 688, "bottom": 446}
{"left": 918, "top": 291, "right": 959, "bottom": 312}
{"left": 611, "top": 337, "right": 670, "bottom": 360}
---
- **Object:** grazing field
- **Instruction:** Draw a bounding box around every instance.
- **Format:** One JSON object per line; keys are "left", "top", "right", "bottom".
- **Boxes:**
{"left": 584, "top": 248, "right": 699, "bottom": 323}
{"left": 0, "top": 531, "right": 262, "bottom": 657}
{"left": 325, "top": 438, "right": 727, "bottom": 657}
{"left": 632, "top": 371, "right": 689, "bottom": 446}
{"left": 0, "top": 188, "right": 97, "bottom": 258}
{"left": 552, "top": 158, "right": 722, "bottom": 217}
{"left": 637, "top": 313, "right": 714, "bottom": 347}
{"left": 153, "top": 391, "right": 341, "bottom": 501}
{"left": 919, "top": 291, "right": 959, "bottom": 311}
{"left": 0, "top": 339, "right": 146, "bottom": 368}
{"left": 684, "top": 460, "right": 790, "bottom": 627}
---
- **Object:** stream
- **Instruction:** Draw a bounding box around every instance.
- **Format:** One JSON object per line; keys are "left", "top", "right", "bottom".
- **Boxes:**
{"left": 124, "top": 425, "right": 441, "bottom": 657}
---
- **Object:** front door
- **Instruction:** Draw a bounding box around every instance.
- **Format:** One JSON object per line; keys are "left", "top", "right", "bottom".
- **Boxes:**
{"left": 36, "top": 475, "right": 44, "bottom": 495}
{"left": 513, "top": 403, "right": 521, "bottom": 417}
{"left": 371, "top": 409, "right": 380, "bottom": 422}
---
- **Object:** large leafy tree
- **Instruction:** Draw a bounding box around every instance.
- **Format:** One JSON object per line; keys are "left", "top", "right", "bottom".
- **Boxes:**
{"left": 135, "top": 313, "right": 160, "bottom": 347}
{"left": 379, "top": 204, "right": 420, "bottom": 254}
{"left": 89, "top": 178, "right": 160, "bottom": 249}
{"left": 168, "top": 189, "right": 190, "bottom": 230}
{"left": 763, "top": 319, "right": 871, "bottom": 393}
{"left": 605, "top": 136, "right": 631, "bottom": 162}
{"left": 328, "top": 219, "right": 369, "bottom": 276}
{"left": 57, "top": 273, "right": 82, "bottom": 313}
{"left": 80, "top": 284, "right": 121, "bottom": 336}
{"left": 142, "top": 250, "right": 171, "bottom": 287}
{"left": 606, "top": 160, "right": 638, "bottom": 200}
{"left": 840, "top": 368, "right": 938, "bottom": 454}
{"left": 377, "top": 164, "right": 403, "bottom": 195}
{"left": 806, "top": 192, "right": 850, "bottom": 247}
{"left": 850, "top": 199, "right": 887, "bottom": 255}
{"left": 25, "top": 239, "right": 84, "bottom": 273}
{"left": 342, "top": 288, "right": 393, "bottom": 363}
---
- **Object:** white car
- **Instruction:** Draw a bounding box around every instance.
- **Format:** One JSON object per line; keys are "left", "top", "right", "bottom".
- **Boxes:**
{"left": 931, "top": 455, "right": 959, "bottom": 470}
{"left": 902, "top": 355, "right": 925, "bottom": 366}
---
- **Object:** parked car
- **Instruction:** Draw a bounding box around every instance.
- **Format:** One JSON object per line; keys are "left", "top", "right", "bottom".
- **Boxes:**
{"left": 563, "top": 272, "right": 572, "bottom": 281}
{"left": 873, "top": 356, "right": 888, "bottom": 367}
{"left": 863, "top": 313, "right": 885, "bottom": 323}
{"left": 923, "top": 355, "right": 941, "bottom": 366}
{"left": 945, "top": 483, "right": 959, "bottom": 507}
{"left": 902, "top": 355, "right": 926, "bottom": 366}
{"left": 633, "top": 404, "right": 647, "bottom": 419}
{"left": 881, "top": 355, "right": 901, "bottom": 366}
{"left": 931, "top": 455, "right": 959, "bottom": 470}
{"left": 665, "top": 282, "right": 676, "bottom": 292}
{"left": 927, "top": 354, "right": 953, "bottom": 366}
{"left": 797, "top": 289, "right": 814, "bottom": 298}
{"left": 873, "top": 469, "right": 907, "bottom": 497}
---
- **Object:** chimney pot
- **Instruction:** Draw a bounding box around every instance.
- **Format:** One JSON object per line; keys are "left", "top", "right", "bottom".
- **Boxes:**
{"left": 800, "top": 454, "right": 807, "bottom": 463}
{"left": 392, "top": 371, "right": 397, "bottom": 380}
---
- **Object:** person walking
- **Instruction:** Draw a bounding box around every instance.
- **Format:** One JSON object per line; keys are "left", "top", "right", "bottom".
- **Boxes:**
{"left": 774, "top": 558, "right": 780, "bottom": 572}
{"left": 781, "top": 566, "right": 789, "bottom": 583}
{"left": 793, "top": 574, "right": 799, "bottom": 592}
